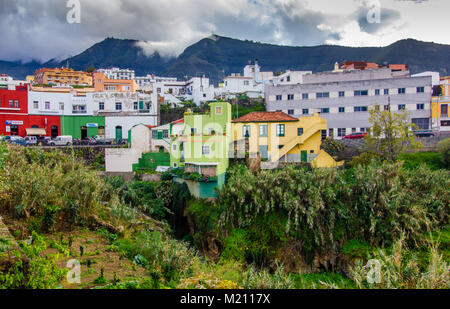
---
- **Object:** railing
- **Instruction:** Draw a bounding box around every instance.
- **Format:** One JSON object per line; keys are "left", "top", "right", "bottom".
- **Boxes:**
{"left": 72, "top": 110, "right": 87, "bottom": 114}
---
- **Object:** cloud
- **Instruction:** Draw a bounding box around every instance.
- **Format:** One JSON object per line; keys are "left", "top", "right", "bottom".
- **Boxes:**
{"left": 0, "top": 0, "right": 447, "bottom": 63}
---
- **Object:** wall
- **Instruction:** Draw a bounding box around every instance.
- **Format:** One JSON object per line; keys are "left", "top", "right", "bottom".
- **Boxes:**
{"left": 61, "top": 116, "right": 105, "bottom": 139}
{"left": 105, "top": 148, "right": 142, "bottom": 172}
{"left": 105, "top": 116, "right": 157, "bottom": 140}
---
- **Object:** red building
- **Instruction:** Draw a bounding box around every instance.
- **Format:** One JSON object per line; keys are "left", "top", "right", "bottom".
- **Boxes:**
{"left": 0, "top": 84, "right": 62, "bottom": 138}
{"left": 0, "top": 84, "right": 29, "bottom": 137}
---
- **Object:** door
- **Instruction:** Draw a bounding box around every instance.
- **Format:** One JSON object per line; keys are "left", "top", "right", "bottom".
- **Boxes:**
{"left": 115, "top": 126, "right": 122, "bottom": 141}
{"left": 51, "top": 126, "right": 58, "bottom": 138}
{"left": 157, "top": 131, "right": 163, "bottom": 140}
{"left": 10, "top": 125, "right": 19, "bottom": 136}
{"left": 301, "top": 150, "right": 308, "bottom": 163}
{"left": 442, "top": 104, "right": 448, "bottom": 117}
{"left": 81, "top": 126, "right": 87, "bottom": 139}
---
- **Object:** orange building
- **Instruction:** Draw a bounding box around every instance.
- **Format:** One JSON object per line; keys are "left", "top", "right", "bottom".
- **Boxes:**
{"left": 93, "top": 72, "right": 137, "bottom": 92}
{"left": 339, "top": 61, "right": 408, "bottom": 72}
{"left": 34, "top": 68, "right": 93, "bottom": 86}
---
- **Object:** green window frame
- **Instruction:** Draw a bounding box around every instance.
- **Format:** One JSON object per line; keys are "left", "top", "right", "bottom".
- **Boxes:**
{"left": 276, "top": 124, "right": 285, "bottom": 137}
{"left": 243, "top": 125, "right": 250, "bottom": 138}
{"left": 259, "top": 125, "right": 267, "bottom": 137}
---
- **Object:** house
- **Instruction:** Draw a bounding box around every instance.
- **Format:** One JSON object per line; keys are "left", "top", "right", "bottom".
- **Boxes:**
{"left": 93, "top": 72, "right": 137, "bottom": 92}
{"left": 231, "top": 111, "right": 342, "bottom": 168}
{"left": 431, "top": 76, "right": 450, "bottom": 133}
{"left": 106, "top": 123, "right": 170, "bottom": 173}
{"left": 170, "top": 101, "right": 232, "bottom": 197}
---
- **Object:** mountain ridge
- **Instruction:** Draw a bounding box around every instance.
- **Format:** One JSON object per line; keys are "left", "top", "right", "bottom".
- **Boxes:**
{"left": 1, "top": 35, "right": 450, "bottom": 84}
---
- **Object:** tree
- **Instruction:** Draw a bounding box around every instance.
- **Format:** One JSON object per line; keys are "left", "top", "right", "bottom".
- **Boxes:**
{"left": 438, "top": 138, "right": 450, "bottom": 168}
{"left": 364, "top": 105, "right": 421, "bottom": 162}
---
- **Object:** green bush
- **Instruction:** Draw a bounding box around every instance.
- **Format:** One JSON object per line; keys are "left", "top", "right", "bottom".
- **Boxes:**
{"left": 321, "top": 138, "right": 346, "bottom": 157}
{"left": 398, "top": 152, "right": 445, "bottom": 171}
{"left": 0, "top": 232, "right": 67, "bottom": 289}
{"left": 438, "top": 138, "right": 450, "bottom": 168}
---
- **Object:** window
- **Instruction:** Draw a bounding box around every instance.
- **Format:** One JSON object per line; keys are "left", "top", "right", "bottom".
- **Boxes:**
{"left": 441, "top": 104, "right": 448, "bottom": 117}
{"left": 243, "top": 125, "right": 250, "bottom": 138}
{"left": 115, "top": 102, "right": 122, "bottom": 111}
{"left": 59, "top": 103, "right": 64, "bottom": 111}
{"left": 441, "top": 120, "right": 450, "bottom": 127}
{"left": 316, "top": 92, "right": 330, "bottom": 98}
{"left": 287, "top": 76, "right": 291, "bottom": 82}
{"left": 384, "top": 105, "right": 390, "bottom": 111}
{"left": 302, "top": 93, "right": 309, "bottom": 100}
{"left": 298, "top": 128, "right": 304, "bottom": 136}
{"left": 276, "top": 95, "right": 282, "bottom": 101}
{"left": 152, "top": 130, "right": 158, "bottom": 139}
{"left": 302, "top": 109, "right": 309, "bottom": 115}
{"left": 172, "top": 144, "right": 177, "bottom": 151}
{"left": 244, "top": 80, "right": 249, "bottom": 86}
{"left": 338, "top": 128, "right": 347, "bottom": 137}
{"left": 412, "top": 118, "right": 430, "bottom": 130}
{"left": 288, "top": 109, "right": 294, "bottom": 115}
{"left": 106, "top": 86, "right": 116, "bottom": 91}
{"left": 339, "top": 91, "right": 345, "bottom": 97}
{"left": 45, "top": 102, "right": 50, "bottom": 110}
{"left": 398, "top": 104, "right": 406, "bottom": 111}
{"left": 354, "top": 106, "right": 368, "bottom": 112}
{"left": 352, "top": 128, "right": 357, "bottom": 133}
{"left": 321, "top": 130, "right": 327, "bottom": 140}
{"left": 202, "top": 146, "right": 210, "bottom": 155}
{"left": 287, "top": 94, "right": 294, "bottom": 100}
{"left": 8, "top": 100, "right": 13, "bottom": 108}
{"left": 99, "top": 102, "right": 105, "bottom": 110}
{"left": 339, "top": 107, "right": 345, "bottom": 113}
{"left": 14, "top": 100, "right": 19, "bottom": 108}
{"left": 417, "top": 87, "right": 425, "bottom": 93}
{"left": 398, "top": 88, "right": 406, "bottom": 94}
{"left": 133, "top": 102, "right": 138, "bottom": 110}
{"left": 259, "top": 125, "right": 268, "bottom": 137}
{"left": 215, "top": 107, "right": 223, "bottom": 115}
{"left": 417, "top": 104, "right": 425, "bottom": 110}
{"left": 163, "top": 130, "right": 169, "bottom": 138}
{"left": 320, "top": 108, "right": 330, "bottom": 114}
{"left": 354, "top": 90, "right": 369, "bottom": 96}
{"left": 276, "top": 124, "right": 285, "bottom": 137}
{"left": 33, "top": 101, "right": 39, "bottom": 109}
{"left": 191, "top": 128, "right": 197, "bottom": 135}
{"left": 384, "top": 89, "right": 389, "bottom": 95}
{"left": 375, "top": 89, "right": 380, "bottom": 96}
{"left": 329, "top": 128, "right": 334, "bottom": 137}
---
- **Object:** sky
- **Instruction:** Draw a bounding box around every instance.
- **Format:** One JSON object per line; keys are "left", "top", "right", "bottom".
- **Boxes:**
{"left": 0, "top": 0, "right": 448, "bottom": 62}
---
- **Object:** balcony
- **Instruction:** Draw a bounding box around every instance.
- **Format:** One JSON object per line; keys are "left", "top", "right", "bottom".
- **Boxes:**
{"left": 72, "top": 110, "right": 87, "bottom": 114}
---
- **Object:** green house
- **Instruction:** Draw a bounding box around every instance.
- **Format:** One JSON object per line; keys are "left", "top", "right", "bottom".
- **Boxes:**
{"left": 170, "top": 101, "right": 232, "bottom": 197}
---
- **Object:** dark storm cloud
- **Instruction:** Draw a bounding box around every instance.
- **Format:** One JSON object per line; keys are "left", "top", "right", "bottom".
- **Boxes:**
{"left": 357, "top": 6, "right": 402, "bottom": 34}
{"left": 0, "top": 0, "right": 440, "bottom": 63}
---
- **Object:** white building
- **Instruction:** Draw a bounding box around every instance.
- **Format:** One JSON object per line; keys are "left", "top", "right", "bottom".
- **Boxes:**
{"left": 28, "top": 90, "right": 95, "bottom": 117}
{"left": 92, "top": 91, "right": 158, "bottom": 140}
{"left": 97, "top": 68, "right": 135, "bottom": 80}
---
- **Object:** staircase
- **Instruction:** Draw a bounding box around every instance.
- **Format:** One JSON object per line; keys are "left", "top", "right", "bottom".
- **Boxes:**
{"left": 270, "top": 123, "right": 325, "bottom": 163}
{"left": 132, "top": 152, "right": 170, "bottom": 172}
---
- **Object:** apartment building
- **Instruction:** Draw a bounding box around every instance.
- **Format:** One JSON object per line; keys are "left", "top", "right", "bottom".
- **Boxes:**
{"left": 266, "top": 68, "right": 432, "bottom": 139}
{"left": 93, "top": 72, "right": 137, "bottom": 92}
{"left": 34, "top": 68, "right": 93, "bottom": 86}
{"left": 97, "top": 67, "right": 135, "bottom": 80}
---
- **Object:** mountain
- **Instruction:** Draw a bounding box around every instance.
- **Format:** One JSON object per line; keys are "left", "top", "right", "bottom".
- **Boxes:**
{"left": 2, "top": 35, "right": 450, "bottom": 84}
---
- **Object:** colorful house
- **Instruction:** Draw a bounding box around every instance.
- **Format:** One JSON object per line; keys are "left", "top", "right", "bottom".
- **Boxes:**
{"left": 231, "top": 111, "right": 342, "bottom": 168}
{"left": 431, "top": 76, "right": 450, "bottom": 132}
{"left": 170, "top": 101, "right": 231, "bottom": 197}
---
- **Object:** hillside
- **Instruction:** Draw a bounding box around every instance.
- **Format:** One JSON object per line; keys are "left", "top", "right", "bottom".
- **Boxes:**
{"left": 2, "top": 35, "right": 450, "bottom": 84}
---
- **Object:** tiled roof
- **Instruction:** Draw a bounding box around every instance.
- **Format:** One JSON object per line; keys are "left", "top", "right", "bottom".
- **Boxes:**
{"left": 171, "top": 118, "right": 184, "bottom": 124}
{"left": 232, "top": 111, "right": 298, "bottom": 123}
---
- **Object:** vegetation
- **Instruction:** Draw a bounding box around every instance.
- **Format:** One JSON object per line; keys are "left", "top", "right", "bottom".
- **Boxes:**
{"left": 438, "top": 138, "right": 450, "bottom": 168}
{"left": 0, "top": 137, "right": 449, "bottom": 289}
{"left": 320, "top": 138, "right": 347, "bottom": 157}
{"left": 364, "top": 106, "right": 421, "bottom": 162}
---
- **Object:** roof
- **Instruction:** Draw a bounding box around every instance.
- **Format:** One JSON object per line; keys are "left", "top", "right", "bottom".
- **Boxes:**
{"left": 171, "top": 118, "right": 184, "bottom": 124}
{"left": 232, "top": 111, "right": 298, "bottom": 123}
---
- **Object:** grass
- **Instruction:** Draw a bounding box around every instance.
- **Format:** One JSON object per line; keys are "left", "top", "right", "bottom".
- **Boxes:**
{"left": 399, "top": 152, "right": 445, "bottom": 170}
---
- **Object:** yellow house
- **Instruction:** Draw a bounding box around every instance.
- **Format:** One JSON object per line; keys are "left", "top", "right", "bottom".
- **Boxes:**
{"left": 34, "top": 68, "right": 93, "bottom": 86}
{"left": 231, "top": 111, "right": 343, "bottom": 168}
{"left": 431, "top": 76, "right": 450, "bottom": 132}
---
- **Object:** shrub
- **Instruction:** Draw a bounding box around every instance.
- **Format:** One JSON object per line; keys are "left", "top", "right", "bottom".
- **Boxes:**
{"left": 321, "top": 138, "right": 346, "bottom": 157}
{"left": 351, "top": 237, "right": 449, "bottom": 289}
{"left": 438, "top": 138, "right": 450, "bottom": 168}
{"left": 0, "top": 232, "right": 67, "bottom": 289}
{"left": 398, "top": 152, "right": 445, "bottom": 171}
